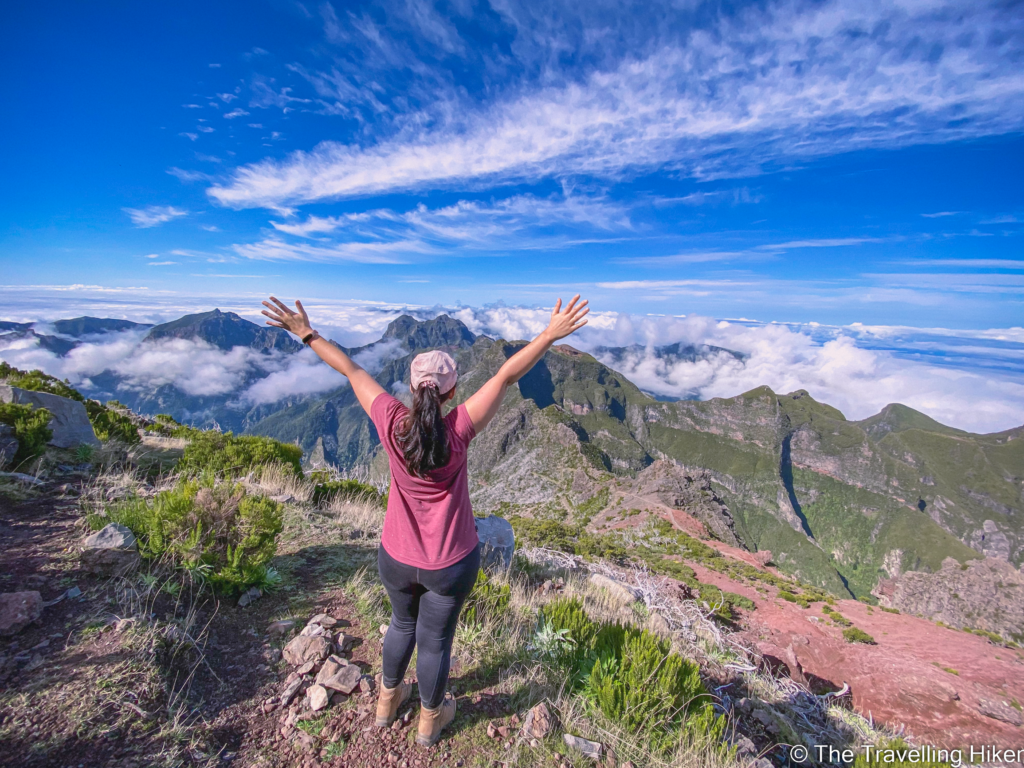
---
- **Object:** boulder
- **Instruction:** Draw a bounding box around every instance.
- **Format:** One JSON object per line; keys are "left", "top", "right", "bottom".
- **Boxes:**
{"left": 0, "top": 424, "right": 18, "bottom": 469}
{"left": 0, "top": 385, "right": 100, "bottom": 448}
{"left": 588, "top": 573, "right": 640, "bottom": 607}
{"left": 282, "top": 634, "right": 332, "bottom": 667}
{"left": 315, "top": 656, "right": 348, "bottom": 686}
{"left": 80, "top": 523, "right": 140, "bottom": 576}
{"left": 0, "top": 591, "right": 43, "bottom": 636}
{"left": 475, "top": 515, "right": 515, "bottom": 572}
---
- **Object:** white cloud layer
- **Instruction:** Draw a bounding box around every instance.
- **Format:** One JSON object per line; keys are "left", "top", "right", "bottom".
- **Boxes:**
{"left": 2, "top": 303, "right": 1022, "bottom": 433}
{"left": 208, "top": 0, "right": 1024, "bottom": 209}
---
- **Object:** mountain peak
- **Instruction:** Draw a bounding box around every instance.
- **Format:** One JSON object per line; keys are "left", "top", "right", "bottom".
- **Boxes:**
{"left": 382, "top": 314, "right": 476, "bottom": 351}
{"left": 144, "top": 309, "right": 301, "bottom": 353}
{"left": 858, "top": 402, "right": 965, "bottom": 439}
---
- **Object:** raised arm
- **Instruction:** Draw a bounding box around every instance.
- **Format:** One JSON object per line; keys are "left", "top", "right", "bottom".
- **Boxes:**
{"left": 261, "top": 297, "right": 385, "bottom": 416}
{"left": 465, "top": 295, "right": 589, "bottom": 433}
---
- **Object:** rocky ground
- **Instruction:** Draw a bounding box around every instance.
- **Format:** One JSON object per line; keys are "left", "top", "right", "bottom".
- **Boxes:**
{"left": 3, "top": 463, "right": 1023, "bottom": 768}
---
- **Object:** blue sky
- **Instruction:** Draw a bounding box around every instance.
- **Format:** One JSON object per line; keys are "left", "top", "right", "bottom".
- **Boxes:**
{"left": 2, "top": 0, "right": 1023, "bottom": 329}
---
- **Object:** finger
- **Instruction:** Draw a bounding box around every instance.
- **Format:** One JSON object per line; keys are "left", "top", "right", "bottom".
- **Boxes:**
{"left": 269, "top": 296, "right": 294, "bottom": 316}
{"left": 571, "top": 319, "right": 589, "bottom": 330}
{"left": 564, "top": 294, "right": 581, "bottom": 314}
{"left": 295, "top": 299, "right": 309, "bottom": 321}
{"left": 552, "top": 298, "right": 562, "bottom": 316}
{"left": 265, "top": 320, "right": 285, "bottom": 328}
{"left": 573, "top": 307, "right": 591, "bottom": 321}
{"left": 570, "top": 300, "right": 589, "bottom": 318}
{"left": 261, "top": 301, "right": 283, "bottom": 315}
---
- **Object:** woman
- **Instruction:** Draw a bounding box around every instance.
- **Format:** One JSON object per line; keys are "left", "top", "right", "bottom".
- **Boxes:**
{"left": 261, "top": 295, "right": 589, "bottom": 746}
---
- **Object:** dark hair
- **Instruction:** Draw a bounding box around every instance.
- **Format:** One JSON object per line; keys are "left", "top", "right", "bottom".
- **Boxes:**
{"left": 396, "top": 384, "right": 451, "bottom": 477}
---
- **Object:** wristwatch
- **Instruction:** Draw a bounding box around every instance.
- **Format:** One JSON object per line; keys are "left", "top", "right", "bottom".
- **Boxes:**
{"left": 301, "top": 330, "right": 321, "bottom": 345}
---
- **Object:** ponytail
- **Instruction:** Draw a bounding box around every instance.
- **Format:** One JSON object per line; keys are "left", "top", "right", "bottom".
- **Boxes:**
{"left": 396, "top": 383, "right": 451, "bottom": 477}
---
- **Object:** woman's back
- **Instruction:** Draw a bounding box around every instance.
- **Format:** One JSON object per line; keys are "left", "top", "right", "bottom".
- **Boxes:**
{"left": 371, "top": 393, "right": 479, "bottom": 569}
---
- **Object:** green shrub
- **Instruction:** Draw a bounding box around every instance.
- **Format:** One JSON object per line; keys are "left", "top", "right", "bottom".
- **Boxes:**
{"left": 84, "top": 400, "right": 141, "bottom": 445}
{"left": 842, "top": 626, "right": 876, "bottom": 644}
{"left": 880, "top": 606, "right": 900, "bottom": 614}
{"left": 586, "top": 625, "right": 711, "bottom": 751}
{"left": 94, "top": 479, "right": 284, "bottom": 595}
{"left": 310, "top": 477, "right": 383, "bottom": 507}
{"left": 777, "top": 590, "right": 799, "bottom": 603}
{"left": 178, "top": 430, "right": 303, "bottom": 478}
{"left": 510, "top": 517, "right": 627, "bottom": 562}
{"left": 0, "top": 402, "right": 52, "bottom": 467}
{"left": 0, "top": 362, "right": 83, "bottom": 401}
{"left": 822, "top": 605, "right": 853, "bottom": 627}
{"left": 461, "top": 569, "right": 511, "bottom": 626}
{"left": 538, "top": 597, "right": 599, "bottom": 675}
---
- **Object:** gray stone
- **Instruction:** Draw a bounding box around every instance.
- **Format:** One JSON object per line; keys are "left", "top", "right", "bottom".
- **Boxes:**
{"left": 0, "top": 385, "right": 100, "bottom": 448}
{"left": 300, "top": 622, "right": 326, "bottom": 637}
{"left": 978, "top": 698, "right": 1023, "bottom": 727}
{"left": 80, "top": 523, "right": 140, "bottom": 576}
{"left": 475, "top": 515, "right": 515, "bottom": 572}
{"left": 0, "top": 425, "right": 18, "bottom": 469}
{"left": 563, "top": 733, "right": 602, "bottom": 760}
{"left": 0, "top": 472, "right": 44, "bottom": 486}
{"left": 309, "top": 613, "right": 337, "bottom": 628}
{"left": 321, "top": 663, "right": 363, "bottom": 694}
{"left": 238, "top": 586, "right": 262, "bottom": 607}
{"left": 308, "top": 684, "right": 330, "bottom": 711}
{"left": 588, "top": 573, "right": 640, "bottom": 606}
{"left": 335, "top": 631, "right": 357, "bottom": 653}
{"left": 0, "top": 591, "right": 43, "bottom": 636}
{"left": 281, "top": 676, "right": 305, "bottom": 705}
{"left": 282, "top": 634, "right": 332, "bottom": 667}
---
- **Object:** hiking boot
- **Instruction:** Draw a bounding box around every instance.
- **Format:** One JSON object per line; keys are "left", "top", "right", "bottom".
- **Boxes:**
{"left": 375, "top": 679, "right": 413, "bottom": 727}
{"left": 416, "top": 692, "right": 456, "bottom": 746}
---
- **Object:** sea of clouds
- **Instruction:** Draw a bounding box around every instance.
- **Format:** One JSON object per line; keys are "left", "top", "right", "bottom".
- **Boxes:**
{"left": 2, "top": 299, "right": 1023, "bottom": 433}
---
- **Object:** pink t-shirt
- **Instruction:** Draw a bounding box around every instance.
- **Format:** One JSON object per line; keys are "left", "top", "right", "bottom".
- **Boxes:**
{"left": 371, "top": 392, "right": 479, "bottom": 570}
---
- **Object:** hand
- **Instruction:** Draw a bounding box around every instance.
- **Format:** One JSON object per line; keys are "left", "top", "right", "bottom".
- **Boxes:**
{"left": 261, "top": 296, "right": 313, "bottom": 338}
{"left": 544, "top": 294, "right": 589, "bottom": 341}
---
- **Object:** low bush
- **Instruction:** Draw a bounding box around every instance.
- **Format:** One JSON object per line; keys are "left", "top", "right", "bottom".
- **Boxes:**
{"left": 537, "top": 596, "right": 599, "bottom": 676}
{"left": 461, "top": 569, "right": 511, "bottom": 626}
{"left": 84, "top": 401, "right": 141, "bottom": 445}
{"left": 822, "top": 605, "right": 853, "bottom": 627}
{"left": 586, "top": 625, "right": 713, "bottom": 751}
{"left": 0, "top": 402, "right": 53, "bottom": 467}
{"left": 879, "top": 606, "right": 900, "bottom": 615}
{"left": 177, "top": 430, "right": 303, "bottom": 478}
{"left": 93, "top": 479, "right": 284, "bottom": 595}
{"left": 842, "top": 626, "right": 876, "bottom": 644}
{"left": 509, "top": 517, "right": 628, "bottom": 563}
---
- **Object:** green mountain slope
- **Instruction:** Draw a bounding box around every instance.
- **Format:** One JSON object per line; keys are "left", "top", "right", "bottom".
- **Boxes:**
{"left": 244, "top": 315, "right": 1024, "bottom": 599}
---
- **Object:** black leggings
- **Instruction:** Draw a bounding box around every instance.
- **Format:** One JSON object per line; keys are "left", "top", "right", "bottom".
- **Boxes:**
{"left": 377, "top": 544, "right": 480, "bottom": 709}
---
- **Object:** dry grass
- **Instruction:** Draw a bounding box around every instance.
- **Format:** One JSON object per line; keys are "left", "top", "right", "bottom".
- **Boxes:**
{"left": 249, "top": 462, "right": 314, "bottom": 503}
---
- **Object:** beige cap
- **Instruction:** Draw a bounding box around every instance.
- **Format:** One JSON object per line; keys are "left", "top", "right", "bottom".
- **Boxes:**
{"left": 410, "top": 350, "right": 458, "bottom": 394}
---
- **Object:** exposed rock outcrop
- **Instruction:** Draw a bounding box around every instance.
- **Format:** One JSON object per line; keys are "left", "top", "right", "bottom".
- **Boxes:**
{"left": 875, "top": 556, "right": 1024, "bottom": 641}
{"left": 475, "top": 515, "right": 515, "bottom": 572}
{"left": 0, "top": 386, "right": 99, "bottom": 448}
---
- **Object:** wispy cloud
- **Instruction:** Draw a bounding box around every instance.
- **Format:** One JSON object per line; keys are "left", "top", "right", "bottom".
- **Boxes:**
{"left": 123, "top": 205, "right": 189, "bottom": 228}
{"left": 224, "top": 108, "right": 250, "bottom": 119}
{"left": 231, "top": 237, "right": 424, "bottom": 264}
{"left": 757, "top": 238, "right": 885, "bottom": 250}
{"left": 208, "top": 0, "right": 1024, "bottom": 210}
{"left": 613, "top": 251, "right": 749, "bottom": 266}
{"left": 921, "top": 211, "right": 960, "bottom": 218}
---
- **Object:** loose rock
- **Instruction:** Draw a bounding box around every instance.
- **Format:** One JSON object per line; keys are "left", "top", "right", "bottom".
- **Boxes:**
{"left": 0, "top": 591, "right": 43, "bottom": 636}
{"left": 80, "top": 523, "right": 140, "bottom": 576}
{"left": 309, "top": 613, "right": 337, "bottom": 628}
{"left": 282, "top": 635, "right": 332, "bottom": 667}
{"left": 522, "top": 701, "right": 558, "bottom": 739}
{"left": 308, "top": 684, "right": 330, "bottom": 711}
{"left": 267, "top": 620, "right": 296, "bottom": 637}
{"left": 564, "top": 734, "right": 602, "bottom": 760}
{"left": 321, "top": 663, "right": 363, "bottom": 694}
{"left": 238, "top": 586, "right": 262, "bottom": 607}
